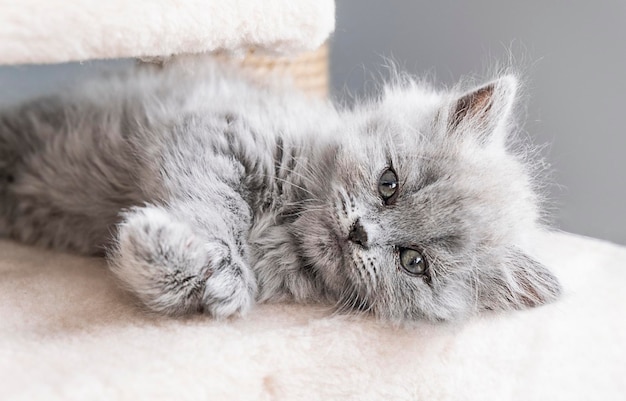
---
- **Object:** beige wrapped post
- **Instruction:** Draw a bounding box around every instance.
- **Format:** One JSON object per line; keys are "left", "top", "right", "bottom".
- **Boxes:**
{"left": 140, "top": 43, "right": 330, "bottom": 97}
{"left": 212, "top": 44, "right": 329, "bottom": 98}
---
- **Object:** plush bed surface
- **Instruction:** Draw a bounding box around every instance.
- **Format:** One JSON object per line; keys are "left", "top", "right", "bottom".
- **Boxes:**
{"left": 1, "top": 231, "right": 624, "bottom": 400}
{"left": 0, "top": 0, "right": 336, "bottom": 65}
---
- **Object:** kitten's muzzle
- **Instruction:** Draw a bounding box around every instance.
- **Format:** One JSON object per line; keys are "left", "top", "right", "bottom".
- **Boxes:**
{"left": 348, "top": 219, "right": 369, "bottom": 249}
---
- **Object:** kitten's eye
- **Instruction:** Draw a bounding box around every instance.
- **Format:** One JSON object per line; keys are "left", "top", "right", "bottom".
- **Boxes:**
{"left": 378, "top": 168, "right": 398, "bottom": 204}
{"left": 399, "top": 248, "right": 428, "bottom": 276}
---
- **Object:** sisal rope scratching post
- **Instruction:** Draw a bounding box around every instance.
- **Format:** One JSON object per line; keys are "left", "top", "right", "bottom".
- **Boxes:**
{"left": 224, "top": 44, "right": 330, "bottom": 97}
{"left": 140, "top": 44, "right": 329, "bottom": 97}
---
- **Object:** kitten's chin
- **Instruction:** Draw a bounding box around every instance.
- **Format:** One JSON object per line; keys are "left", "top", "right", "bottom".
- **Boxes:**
{"left": 322, "top": 229, "right": 347, "bottom": 267}
{"left": 331, "top": 230, "right": 349, "bottom": 256}
{"left": 296, "top": 218, "right": 347, "bottom": 280}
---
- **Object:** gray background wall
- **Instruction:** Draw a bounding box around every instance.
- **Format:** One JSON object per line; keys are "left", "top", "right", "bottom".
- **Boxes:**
{"left": 0, "top": 1, "right": 624, "bottom": 244}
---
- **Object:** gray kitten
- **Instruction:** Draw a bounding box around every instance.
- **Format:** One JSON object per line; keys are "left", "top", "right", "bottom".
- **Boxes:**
{"left": 0, "top": 61, "right": 560, "bottom": 322}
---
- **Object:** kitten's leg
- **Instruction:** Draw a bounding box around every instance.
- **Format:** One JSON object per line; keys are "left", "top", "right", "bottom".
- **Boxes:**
{"left": 109, "top": 204, "right": 257, "bottom": 318}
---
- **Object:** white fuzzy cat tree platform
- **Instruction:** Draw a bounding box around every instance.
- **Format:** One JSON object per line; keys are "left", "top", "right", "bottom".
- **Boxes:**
{"left": 1, "top": 1, "right": 625, "bottom": 400}
{"left": 0, "top": 0, "right": 335, "bottom": 64}
{"left": 1, "top": 232, "right": 625, "bottom": 400}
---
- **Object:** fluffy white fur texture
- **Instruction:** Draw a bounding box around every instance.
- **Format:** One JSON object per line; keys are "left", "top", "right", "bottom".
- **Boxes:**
{"left": 0, "top": 0, "right": 335, "bottom": 65}
{"left": 1, "top": 231, "right": 624, "bottom": 400}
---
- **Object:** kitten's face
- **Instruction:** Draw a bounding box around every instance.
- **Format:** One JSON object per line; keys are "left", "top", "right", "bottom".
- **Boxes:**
{"left": 295, "top": 77, "right": 561, "bottom": 322}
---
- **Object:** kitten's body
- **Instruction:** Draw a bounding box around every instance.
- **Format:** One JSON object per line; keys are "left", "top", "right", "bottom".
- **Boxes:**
{"left": 0, "top": 62, "right": 560, "bottom": 322}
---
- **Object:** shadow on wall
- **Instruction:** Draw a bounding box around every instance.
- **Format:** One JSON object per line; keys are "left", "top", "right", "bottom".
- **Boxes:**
{"left": 0, "top": 60, "right": 133, "bottom": 107}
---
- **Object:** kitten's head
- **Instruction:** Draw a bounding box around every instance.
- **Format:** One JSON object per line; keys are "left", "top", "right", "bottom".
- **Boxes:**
{"left": 295, "top": 75, "right": 561, "bottom": 322}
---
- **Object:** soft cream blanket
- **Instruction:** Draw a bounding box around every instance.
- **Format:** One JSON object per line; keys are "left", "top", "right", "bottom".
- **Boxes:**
{"left": 1, "top": 231, "right": 624, "bottom": 400}
{"left": 0, "top": 0, "right": 335, "bottom": 65}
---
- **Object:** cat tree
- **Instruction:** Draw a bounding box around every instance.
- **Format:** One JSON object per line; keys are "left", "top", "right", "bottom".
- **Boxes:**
{"left": 0, "top": 1, "right": 624, "bottom": 399}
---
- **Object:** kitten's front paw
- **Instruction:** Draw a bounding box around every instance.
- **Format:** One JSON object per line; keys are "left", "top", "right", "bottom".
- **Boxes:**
{"left": 110, "top": 206, "right": 257, "bottom": 318}
{"left": 202, "top": 242, "right": 257, "bottom": 318}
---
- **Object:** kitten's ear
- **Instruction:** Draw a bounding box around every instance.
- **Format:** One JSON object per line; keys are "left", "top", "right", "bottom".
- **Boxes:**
{"left": 476, "top": 248, "right": 561, "bottom": 311}
{"left": 447, "top": 76, "right": 518, "bottom": 143}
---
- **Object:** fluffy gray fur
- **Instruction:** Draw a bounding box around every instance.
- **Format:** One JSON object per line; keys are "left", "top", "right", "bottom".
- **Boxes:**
{"left": 0, "top": 61, "right": 561, "bottom": 322}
